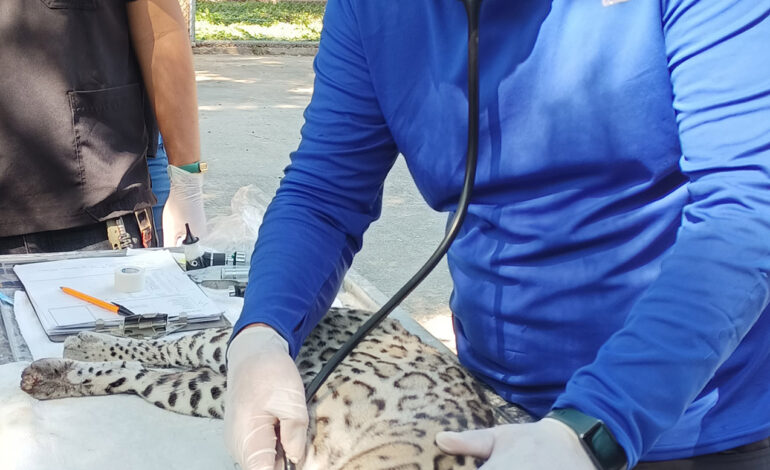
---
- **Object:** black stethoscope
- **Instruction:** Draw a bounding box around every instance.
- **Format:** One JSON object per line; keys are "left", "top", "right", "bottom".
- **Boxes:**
{"left": 285, "top": 1, "right": 482, "bottom": 468}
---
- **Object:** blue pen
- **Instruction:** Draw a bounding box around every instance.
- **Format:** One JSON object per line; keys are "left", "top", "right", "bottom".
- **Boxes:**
{"left": 0, "top": 291, "right": 13, "bottom": 306}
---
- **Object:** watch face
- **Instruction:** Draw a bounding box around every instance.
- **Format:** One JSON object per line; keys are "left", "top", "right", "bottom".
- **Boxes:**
{"left": 199, "top": 162, "right": 209, "bottom": 172}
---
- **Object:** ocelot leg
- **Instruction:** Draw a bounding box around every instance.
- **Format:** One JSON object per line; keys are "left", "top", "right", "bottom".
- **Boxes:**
{"left": 63, "top": 329, "right": 230, "bottom": 374}
{"left": 20, "top": 358, "right": 225, "bottom": 418}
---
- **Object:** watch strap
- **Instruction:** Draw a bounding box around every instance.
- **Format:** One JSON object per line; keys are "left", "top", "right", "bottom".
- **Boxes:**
{"left": 546, "top": 408, "right": 628, "bottom": 470}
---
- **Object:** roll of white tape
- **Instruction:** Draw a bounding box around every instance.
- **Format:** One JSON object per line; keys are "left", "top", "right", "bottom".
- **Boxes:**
{"left": 114, "top": 266, "right": 146, "bottom": 293}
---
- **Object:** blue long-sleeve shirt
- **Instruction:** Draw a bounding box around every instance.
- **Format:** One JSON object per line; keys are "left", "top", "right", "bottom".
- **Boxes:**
{"left": 235, "top": 0, "right": 770, "bottom": 465}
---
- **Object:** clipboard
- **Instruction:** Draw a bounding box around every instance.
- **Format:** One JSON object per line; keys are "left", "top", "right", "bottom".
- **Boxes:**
{"left": 13, "top": 250, "right": 228, "bottom": 342}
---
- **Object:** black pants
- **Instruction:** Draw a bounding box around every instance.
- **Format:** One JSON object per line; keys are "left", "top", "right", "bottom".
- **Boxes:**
{"left": 637, "top": 437, "right": 770, "bottom": 470}
{"left": 0, "top": 216, "right": 153, "bottom": 255}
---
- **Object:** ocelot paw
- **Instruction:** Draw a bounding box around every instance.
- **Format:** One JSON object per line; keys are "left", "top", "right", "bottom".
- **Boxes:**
{"left": 20, "top": 358, "right": 83, "bottom": 400}
{"left": 63, "top": 331, "right": 115, "bottom": 361}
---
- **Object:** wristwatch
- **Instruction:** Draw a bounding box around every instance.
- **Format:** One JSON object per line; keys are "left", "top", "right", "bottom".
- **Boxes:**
{"left": 176, "top": 161, "right": 208, "bottom": 173}
{"left": 545, "top": 408, "right": 628, "bottom": 470}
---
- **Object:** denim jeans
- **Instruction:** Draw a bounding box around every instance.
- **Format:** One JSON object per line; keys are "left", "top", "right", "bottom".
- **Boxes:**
{"left": 147, "top": 134, "right": 170, "bottom": 245}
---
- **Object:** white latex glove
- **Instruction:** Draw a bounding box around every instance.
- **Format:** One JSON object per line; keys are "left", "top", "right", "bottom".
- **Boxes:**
{"left": 436, "top": 418, "right": 598, "bottom": 470}
{"left": 162, "top": 164, "right": 207, "bottom": 247}
{"left": 225, "top": 326, "right": 309, "bottom": 470}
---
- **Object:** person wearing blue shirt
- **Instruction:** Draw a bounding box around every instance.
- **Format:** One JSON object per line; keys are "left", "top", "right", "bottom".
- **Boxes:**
{"left": 224, "top": 1, "right": 770, "bottom": 469}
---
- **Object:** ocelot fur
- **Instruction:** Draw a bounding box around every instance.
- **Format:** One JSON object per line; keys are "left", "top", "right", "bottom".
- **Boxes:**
{"left": 19, "top": 307, "right": 531, "bottom": 469}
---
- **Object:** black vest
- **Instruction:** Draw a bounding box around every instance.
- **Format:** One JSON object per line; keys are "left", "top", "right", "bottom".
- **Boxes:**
{"left": 0, "top": 0, "right": 158, "bottom": 237}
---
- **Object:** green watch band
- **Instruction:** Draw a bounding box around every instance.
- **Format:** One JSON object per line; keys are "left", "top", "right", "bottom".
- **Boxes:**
{"left": 546, "top": 408, "right": 628, "bottom": 470}
{"left": 176, "top": 161, "right": 208, "bottom": 173}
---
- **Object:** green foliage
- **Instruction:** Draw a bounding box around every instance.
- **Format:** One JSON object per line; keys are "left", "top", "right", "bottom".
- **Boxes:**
{"left": 195, "top": 1, "right": 325, "bottom": 42}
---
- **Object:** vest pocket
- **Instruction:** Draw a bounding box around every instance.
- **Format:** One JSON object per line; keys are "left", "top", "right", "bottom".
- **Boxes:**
{"left": 68, "top": 83, "right": 152, "bottom": 220}
{"left": 40, "top": 0, "right": 96, "bottom": 9}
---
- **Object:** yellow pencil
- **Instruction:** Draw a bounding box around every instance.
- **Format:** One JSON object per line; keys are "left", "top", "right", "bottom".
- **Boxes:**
{"left": 60, "top": 286, "right": 134, "bottom": 316}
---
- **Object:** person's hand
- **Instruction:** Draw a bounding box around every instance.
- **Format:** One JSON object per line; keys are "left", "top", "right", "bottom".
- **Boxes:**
{"left": 436, "top": 418, "right": 598, "bottom": 470}
{"left": 162, "top": 164, "right": 207, "bottom": 247}
{"left": 224, "top": 325, "right": 309, "bottom": 470}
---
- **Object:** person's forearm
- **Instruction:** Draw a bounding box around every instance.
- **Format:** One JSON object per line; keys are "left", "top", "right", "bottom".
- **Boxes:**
{"left": 233, "top": 193, "right": 360, "bottom": 357}
{"left": 127, "top": 0, "right": 200, "bottom": 166}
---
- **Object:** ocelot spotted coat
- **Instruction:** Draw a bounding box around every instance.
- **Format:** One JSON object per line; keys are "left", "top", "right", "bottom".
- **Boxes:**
{"left": 19, "top": 307, "right": 531, "bottom": 469}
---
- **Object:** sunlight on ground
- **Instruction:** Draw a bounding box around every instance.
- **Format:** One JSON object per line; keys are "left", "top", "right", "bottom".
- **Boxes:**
{"left": 196, "top": 71, "right": 258, "bottom": 84}
{"left": 288, "top": 86, "right": 314, "bottom": 95}
{"left": 415, "top": 312, "right": 457, "bottom": 354}
{"left": 255, "top": 59, "right": 287, "bottom": 66}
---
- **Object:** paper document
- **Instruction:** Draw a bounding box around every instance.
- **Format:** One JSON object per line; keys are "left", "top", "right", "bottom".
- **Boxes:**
{"left": 13, "top": 251, "right": 224, "bottom": 337}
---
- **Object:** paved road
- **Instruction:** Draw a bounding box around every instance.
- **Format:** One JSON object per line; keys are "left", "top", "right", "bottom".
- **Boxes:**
{"left": 195, "top": 54, "right": 456, "bottom": 345}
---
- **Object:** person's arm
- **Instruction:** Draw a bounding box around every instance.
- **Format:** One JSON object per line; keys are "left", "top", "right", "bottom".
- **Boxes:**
{"left": 231, "top": 0, "right": 399, "bottom": 356}
{"left": 126, "top": 0, "right": 206, "bottom": 246}
{"left": 224, "top": 1, "right": 398, "bottom": 468}
{"left": 126, "top": 0, "right": 199, "bottom": 167}
{"left": 439, "top": 2, "right": 770, "bottom": 468}
{"left": 553, "top": 2, "right": 770, "bottom": 466}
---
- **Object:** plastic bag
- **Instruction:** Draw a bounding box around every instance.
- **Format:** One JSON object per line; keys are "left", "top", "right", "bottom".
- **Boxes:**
{"left": 204, "top": 185, "right": 271, "bottom": 261}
